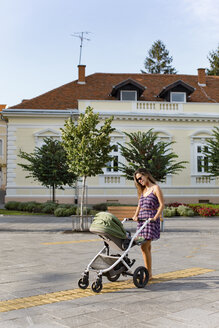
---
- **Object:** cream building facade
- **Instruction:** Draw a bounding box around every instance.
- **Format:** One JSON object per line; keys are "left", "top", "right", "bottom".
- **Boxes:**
{"left": 2, "top": 67, "right": 219, "bottom": 205}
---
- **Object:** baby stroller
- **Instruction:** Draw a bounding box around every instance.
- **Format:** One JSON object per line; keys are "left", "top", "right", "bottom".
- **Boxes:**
{"left": 78, "top": 212, "right": 150, "bottom": 293}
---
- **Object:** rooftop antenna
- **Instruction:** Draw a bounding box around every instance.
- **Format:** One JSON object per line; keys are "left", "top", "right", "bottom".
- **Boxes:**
{"left": 71, "top": 32, "right": 91, "bottom": 65}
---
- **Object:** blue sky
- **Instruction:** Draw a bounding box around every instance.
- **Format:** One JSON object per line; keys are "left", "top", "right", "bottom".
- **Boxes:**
{"left": 1, "top": 0, "right": 219, "bottom": 107}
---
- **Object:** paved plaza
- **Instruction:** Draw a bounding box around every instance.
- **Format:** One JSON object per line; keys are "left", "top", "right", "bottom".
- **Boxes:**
{"left": 0, "top": 214, "right": 219, "bottom": 328}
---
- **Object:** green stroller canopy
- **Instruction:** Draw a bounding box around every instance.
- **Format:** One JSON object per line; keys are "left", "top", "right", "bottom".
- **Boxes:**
{"left": 90, "top": 212, "right": 127, "bottom": 239}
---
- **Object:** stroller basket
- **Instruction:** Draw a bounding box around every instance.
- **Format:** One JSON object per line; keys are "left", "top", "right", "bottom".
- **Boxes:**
{"left": 91, "top": 254, "right": 120, "bottom": 270}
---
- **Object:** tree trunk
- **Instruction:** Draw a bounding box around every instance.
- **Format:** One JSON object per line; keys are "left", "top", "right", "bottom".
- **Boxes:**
{"left": 52, "top": 185, "right": 56, "bottom": 203}
{"left": 80, "top": 176, "right": 86, "bottom": 231}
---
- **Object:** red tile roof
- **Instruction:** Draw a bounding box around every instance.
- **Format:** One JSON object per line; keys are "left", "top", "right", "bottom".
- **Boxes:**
{"left": 9, "top": 72, "right": 219, "bottom": 109}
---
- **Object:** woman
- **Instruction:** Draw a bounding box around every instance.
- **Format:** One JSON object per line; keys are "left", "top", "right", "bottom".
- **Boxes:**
{"left": 132, "top": 168, "right": 164, "bottom": 280}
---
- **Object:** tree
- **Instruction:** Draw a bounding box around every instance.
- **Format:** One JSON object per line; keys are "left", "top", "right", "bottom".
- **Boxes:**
{"left": 202, "top": 127, "right": 219, "bottom": 177}
{"left": 118, "top": 129, "right": 187, "bottom": 181}
{"left": 18, "top": 138, "right": 77, "bottom": 202}
{"left": 142, "top": 40, "right": 177, "bottom": 74}
{"left": 61, "top": 107, "right": 115, "bottom": 230}
{"left": 207, "top": 44, "right": 219, "bottom": 76}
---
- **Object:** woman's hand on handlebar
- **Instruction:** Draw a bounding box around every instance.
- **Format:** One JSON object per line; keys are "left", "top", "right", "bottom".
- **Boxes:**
{"left": 132, "top": 216, "right": 138, "bottom": 222}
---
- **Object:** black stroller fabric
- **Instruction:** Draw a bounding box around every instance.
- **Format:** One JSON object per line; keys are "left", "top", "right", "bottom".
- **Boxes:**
{"left": 90, "top": 212, "right": 127, "bottom": 239}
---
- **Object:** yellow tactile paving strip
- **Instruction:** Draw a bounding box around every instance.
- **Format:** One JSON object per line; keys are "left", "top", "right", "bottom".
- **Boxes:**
{"left": 0, "top": 267, "right": 214, "bottom": 313}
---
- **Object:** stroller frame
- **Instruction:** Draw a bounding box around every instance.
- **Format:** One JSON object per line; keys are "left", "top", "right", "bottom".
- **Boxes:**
{"left": 78, "top": 218, "right": 150, "bottom": 293}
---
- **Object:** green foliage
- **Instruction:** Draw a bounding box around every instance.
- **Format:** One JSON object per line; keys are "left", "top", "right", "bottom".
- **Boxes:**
{"left": 61, "top": 107, "right": 115, "bottom": 177}
{"left": 176, "top": 205, "right": 195, "bottom": 217}
{"left": 163, "top": 207, "right": 177, "bottom": 217}
{"left": 5, "top": 201, "right": 20, "bottom": 210}
{"left": 189, "top": 203, "right": 219, "bottom": 209}
{"left": 142, "top": 40, "right": 177, "bottom": 74}
{"left": 54, "top": 206, "right": 77, "bottom": 217}
{"left": 92, "top": 203, "right": 108, "bottom": 211}
{"left": 61, "top": 106, "right": 115, "bottom": 224}
{"left": 202, "top": 127, "right": 219, "bottom": 177}
{"left": 207, "top": 44, "right": 219, "bottom": 75}
{"left": 163, "top": 205, "right": 194, "bottom": 217}
{"left": 40, "top": 202, "right": 58, "bottom": 214}
{"left": 118, "top": 129, "right": 187, "bottom": 181}
{"left": 18, "top": 138, "right": 77, "bottom": 202}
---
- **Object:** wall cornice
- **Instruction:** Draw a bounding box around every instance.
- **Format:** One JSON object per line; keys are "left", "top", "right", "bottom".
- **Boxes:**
{"left": 98, "top": 112, "right": 219, "bottom": 123}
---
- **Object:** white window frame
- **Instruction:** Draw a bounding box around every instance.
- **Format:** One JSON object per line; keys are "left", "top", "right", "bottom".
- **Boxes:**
{"left": 120, "top": 90, "right": 137, "bottom": 101}
{"left": 190, "top": 131, "right": 215, "bottom": 185}
{"left": 194, "top": 143, "right": 209, "bottom": 175}
{"left": 170, "top": 92, "right": 186, "bottom": 103}
{"left": 105, "top": 143, "right": 120, "bottom": 174}
{"left": 100, "top": 135, "right": 126, "bottom": 185}
{"left": 34, "top": 129, "right": 61, "bottom": 148}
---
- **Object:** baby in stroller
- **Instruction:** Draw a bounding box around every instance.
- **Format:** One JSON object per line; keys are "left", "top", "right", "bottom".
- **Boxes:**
{"left": 78, "top": 211, "right": 150, "bottom": 293}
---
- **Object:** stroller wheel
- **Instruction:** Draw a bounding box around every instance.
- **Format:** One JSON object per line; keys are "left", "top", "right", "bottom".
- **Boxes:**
{"left": 91, "top": 280, "right": 103, "bottom": 293}
{"left": 133, "top": 266, "right": 149, "bottom": 288}
{"left": 106, "top": 273, "right": 120, "bottom": 282}
{"left": 78, "top": 278, "right": 89, "bottom": 289}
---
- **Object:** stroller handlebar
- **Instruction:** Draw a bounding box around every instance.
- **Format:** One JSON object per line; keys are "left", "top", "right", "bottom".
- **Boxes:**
{"left": 122, "top": 217, "right": 133, "bottom": 223}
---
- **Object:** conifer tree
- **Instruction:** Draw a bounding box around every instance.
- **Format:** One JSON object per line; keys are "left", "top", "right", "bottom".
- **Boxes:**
{"left": 207, "top": 44, "right": 219, "bottom": 76}
{"left": 142, "top": 40, "right": 177, "bottom": 74}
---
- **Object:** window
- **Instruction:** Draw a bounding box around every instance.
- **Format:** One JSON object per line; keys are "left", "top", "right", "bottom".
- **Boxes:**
{"left": 106, "top": 145, "right": 119, "bottom": 172}
{"left": 170, "top": 92, "right": 186, "bottom": 103}
{"left": 34, "top": 129, "right": 61, "bottom": 147}
{"left": 196, "top": 145, "right": 209, "bottom": 173}
{"left": 120, "top": 90, "right": 137, "bottom": 101}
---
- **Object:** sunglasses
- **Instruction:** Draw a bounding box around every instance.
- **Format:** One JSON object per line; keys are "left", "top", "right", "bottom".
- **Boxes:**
{"left": 136, "top": 176, "right": 143, "bottom": 183}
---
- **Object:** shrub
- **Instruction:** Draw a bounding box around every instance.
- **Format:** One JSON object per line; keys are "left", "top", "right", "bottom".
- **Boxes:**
{"left": 54, "top": 206, "right": 77, "bottom": 217}
{"left": 17, "top": 202, "right": 29, "bottom": 211}
{"left": 41, "top": 202, "right": 58, "bottom": 214}
{"left": 177, "top": 205, "right": 194, "bottom": 217}
{"left": 195, "top": 207, "right": 219, "bottom": 217}
{"left": 163, "top": 207, "right": 177, "bottom": 217}
{"left": 92, "top": 203, "right": 108, "bottom": 211}
{"left": 5, "top": 201, "right": 20, "bottom": 210}
{"left": 23, "top": 202, "right": 40, "bottom": 212}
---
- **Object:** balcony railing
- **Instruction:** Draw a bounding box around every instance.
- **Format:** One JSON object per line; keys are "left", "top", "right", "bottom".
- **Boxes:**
{"left": 135, "top": 101, "right": 183, "bottom": 113}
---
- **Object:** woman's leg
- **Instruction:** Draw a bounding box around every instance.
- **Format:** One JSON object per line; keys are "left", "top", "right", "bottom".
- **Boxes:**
{"left": 141, "top": 240, "right": 152, "bottom": 279}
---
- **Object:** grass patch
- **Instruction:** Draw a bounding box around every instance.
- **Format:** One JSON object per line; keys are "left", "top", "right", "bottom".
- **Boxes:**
{"left": 0, "top": 209, "right": 47, "bottom": 216}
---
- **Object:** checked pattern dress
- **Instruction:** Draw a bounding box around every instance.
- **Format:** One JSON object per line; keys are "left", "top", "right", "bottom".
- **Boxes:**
{"left": 137, "top": 191, "right": 160, "bottom": 241}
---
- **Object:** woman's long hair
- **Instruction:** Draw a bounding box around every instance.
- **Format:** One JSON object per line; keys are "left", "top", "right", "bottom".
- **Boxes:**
{"left": 134, "top": 168, "right": 156, "bottom": 198}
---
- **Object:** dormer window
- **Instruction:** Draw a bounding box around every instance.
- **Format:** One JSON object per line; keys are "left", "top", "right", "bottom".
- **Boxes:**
{"left": 158, "top": 80, "right": 195, "bottom": 103}
{"left": 170, "top": 92, "right": 186, "bottom": 103}
{"left": 120, "top": 90, "right": 137, "bottom": 101}
{"left": 110, "top": 79, "right": 146, "bottom": 100}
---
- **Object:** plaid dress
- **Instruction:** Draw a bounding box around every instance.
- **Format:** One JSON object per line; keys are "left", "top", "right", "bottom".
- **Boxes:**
{"left": 137, "top": 191, "right": 160, "bottom": 241}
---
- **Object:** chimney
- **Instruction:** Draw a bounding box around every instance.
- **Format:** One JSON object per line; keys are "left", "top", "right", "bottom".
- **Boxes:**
{"left": 198, "top": 68, "right": 206, "bottom": 87}
{"left": 77, "top": 65, "right": 86, "bottom": 84}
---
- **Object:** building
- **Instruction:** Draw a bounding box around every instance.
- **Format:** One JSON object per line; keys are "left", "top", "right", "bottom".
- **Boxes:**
{"left": 2, "top": 66, "right": 219, "bottom": 204}
{"left": 0, "top": 104, "right": 7, "bottom": 203}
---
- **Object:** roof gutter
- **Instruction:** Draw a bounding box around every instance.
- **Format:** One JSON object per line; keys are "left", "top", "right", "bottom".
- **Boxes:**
{"left": 2, "top": 108, "right": 79, "bottom": 118}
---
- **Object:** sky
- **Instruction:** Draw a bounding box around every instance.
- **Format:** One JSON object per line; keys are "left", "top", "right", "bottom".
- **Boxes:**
{"left": 0, "top": 0, "right": 219, "bottom": 107}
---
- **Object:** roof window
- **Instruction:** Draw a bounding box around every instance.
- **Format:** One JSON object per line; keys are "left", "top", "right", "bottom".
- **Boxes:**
{"left": 120, "top": 90, "right": 137, "bottom": 101}
{"left": 170, "top": 92, "right": 186, "bottom": 103}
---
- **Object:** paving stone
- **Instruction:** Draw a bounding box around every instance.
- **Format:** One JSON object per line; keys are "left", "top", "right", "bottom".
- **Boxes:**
{"left": 0, "top": 215, "right": 219, "bottom": 327}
